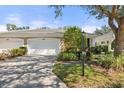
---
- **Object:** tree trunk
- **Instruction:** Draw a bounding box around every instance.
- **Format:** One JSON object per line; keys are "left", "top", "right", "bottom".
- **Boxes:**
{"left": 114, "top": 17, "right": 124, "bottom": 56}
{"left": 114, "top": 33, "right": 123, "bottom": 56}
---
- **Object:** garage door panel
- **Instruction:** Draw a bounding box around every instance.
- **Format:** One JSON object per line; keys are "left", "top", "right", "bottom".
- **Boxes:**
{"left": 28, "top": 38, "right": 60, "bottom": 55}
{"left": 0, "top": 38, "right": 23, "bottom": 49}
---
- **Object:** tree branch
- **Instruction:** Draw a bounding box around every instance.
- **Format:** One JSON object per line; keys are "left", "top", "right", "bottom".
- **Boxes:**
{"left": 112, "top": 5, "right": 117, "bottom": 17}
{"left": 108, "top": 6, "right": 119, "bottom": 34}
{"left": 95, "top": 6, "right": 118, "bottom": 33}
{"left": 95, "top": 5, "right": 111, "bottom": 17}
{"left": 108, "top": 17, "right": 118, "bottom": 34}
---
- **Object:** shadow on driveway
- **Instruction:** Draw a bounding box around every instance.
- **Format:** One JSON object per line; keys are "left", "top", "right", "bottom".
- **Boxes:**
{"left": 0, "top": 55, "right": 67, "bottom": 88}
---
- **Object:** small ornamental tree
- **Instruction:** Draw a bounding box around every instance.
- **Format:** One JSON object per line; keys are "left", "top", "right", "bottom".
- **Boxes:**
{"left": 62, "top": 26, "right": 83, "bottom": 52}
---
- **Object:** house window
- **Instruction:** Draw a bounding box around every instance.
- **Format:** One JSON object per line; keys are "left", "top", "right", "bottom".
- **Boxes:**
{"left": 107, "top": 41, "right": 109, "bottom": 44}
{"left": 95, "top": 42, "right": 97, "bottom": 46}
{"left": 101, "top": 41, "right": 105, "bottom": 44}
{"left": 87, "top": 38, "right": 90, "bottom": 47}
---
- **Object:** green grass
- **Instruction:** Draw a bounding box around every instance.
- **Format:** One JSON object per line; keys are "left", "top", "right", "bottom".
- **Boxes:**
{"left": 53, "top": 63, "right": 94, "bottom": 78}
{"left": 53, "top": 62, "right": 124, "bottom": 88}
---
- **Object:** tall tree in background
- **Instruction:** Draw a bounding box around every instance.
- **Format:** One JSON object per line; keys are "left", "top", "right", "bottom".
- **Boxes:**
{"left": 6, "top": 24, "right": 17, "bottom": 31}
{"left": 94, "top": 25, "right": 111, "bottom": 35}
{"left": 6, "top": 24, "right": 30, "bottom": 31}
{"left": 51, "top": 5, "right": 124, "bottom": 56}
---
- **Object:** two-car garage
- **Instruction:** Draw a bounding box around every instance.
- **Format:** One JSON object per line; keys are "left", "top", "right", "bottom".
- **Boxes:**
{"left": 0, "top": 29, "right": 63, "bottom": 55}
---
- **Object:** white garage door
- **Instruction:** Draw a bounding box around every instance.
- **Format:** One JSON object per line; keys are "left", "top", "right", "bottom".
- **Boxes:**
{"left": 27, "top": 38, "right": 61, "bottom": 55}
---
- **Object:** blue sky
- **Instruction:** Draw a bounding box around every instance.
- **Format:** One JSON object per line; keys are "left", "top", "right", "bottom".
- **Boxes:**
{"left": 0, "top": 5, "right": 108, "bottom": 33}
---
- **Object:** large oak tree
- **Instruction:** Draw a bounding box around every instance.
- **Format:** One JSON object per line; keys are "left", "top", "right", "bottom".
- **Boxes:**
{"left": 51, "top": 5, "right": 124, "bottom": 56}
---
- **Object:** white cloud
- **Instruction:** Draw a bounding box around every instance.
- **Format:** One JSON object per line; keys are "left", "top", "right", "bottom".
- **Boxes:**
{"left": 0, "top": 14, "right": 23, "bottom": 32}
{"left": 53, "top": 20, "right": 60, "bottom": 24}
{"left": 82, "top": 25, "right": 101, "bottom": 33}
{"left": 30, "top": 20, "right": 48, "bottom": 29}
{"left": 0, "top": 25, "right": 7, "bottom": 32}
{"left": 5, "top": 14, "right": 22, "bottom": 26}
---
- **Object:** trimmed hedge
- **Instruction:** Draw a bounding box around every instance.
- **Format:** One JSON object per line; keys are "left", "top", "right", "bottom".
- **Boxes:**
{"left": 57, "top": 52, "right": 78, "bottom": 61}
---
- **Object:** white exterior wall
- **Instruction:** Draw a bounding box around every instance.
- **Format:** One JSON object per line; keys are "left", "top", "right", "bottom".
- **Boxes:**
{"left": 92, "top": 32, "right": 115, "bottom": 51}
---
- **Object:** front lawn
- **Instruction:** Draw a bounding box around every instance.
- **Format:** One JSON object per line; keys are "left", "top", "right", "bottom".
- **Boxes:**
{"left": 53, "top": 62, "right": 124, "bottom": 88}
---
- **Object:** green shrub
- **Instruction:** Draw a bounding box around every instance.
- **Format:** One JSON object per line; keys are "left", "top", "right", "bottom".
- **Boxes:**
{"left": 0, "top": 47, "right": 27, "bottom": 60}
{"left": 91, "top": 46, "right": 101, "bottom": 54}
{"left": 102, "top": 45, "right": 109, "bottom": 53}
{"left": 91, "top": 45, "right": 108, "bottom": 54}
{"left": 57, "top": 52, "right": 78, "bottom": 61}
{"left": 10, "top": 48, "right": 19, "bottom": 57}
{"left": 97, "top": 54, "right": 124, "bottom": 70}
{"left": 9, "top": 47, "right": 27, "bottom": 57}
{"left": 111, "top": 55, "right": 124, "bottom": 70}
{"left": 98, "top": 54, "right": 114, "bottom": 69}
{"left": 19, "top": 46, "right": 27, "bottom": 54}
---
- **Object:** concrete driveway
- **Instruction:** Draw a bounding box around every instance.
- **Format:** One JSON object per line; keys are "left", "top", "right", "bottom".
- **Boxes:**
{"left": 0, "top": 55, "right": 67, "bottom": 88}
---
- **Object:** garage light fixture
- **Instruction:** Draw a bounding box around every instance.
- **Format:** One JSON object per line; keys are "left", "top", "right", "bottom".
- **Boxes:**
{"left": 42, "top": 38, "right": 45, "bottom": 40}
{"left": 6, "top": 38, "right": 9, "bottom": 40}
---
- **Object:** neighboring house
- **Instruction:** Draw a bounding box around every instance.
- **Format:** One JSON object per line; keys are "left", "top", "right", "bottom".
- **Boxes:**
{"left": 92, "top": 31, "right": 115, "bottom": 51}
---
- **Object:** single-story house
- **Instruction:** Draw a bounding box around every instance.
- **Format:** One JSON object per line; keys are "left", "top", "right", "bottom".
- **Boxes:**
{"left": 0, "top": 28, "right": 113, "bottom": 55}
{"left": 0, "top": 29, "right": 96, "bottom": 55}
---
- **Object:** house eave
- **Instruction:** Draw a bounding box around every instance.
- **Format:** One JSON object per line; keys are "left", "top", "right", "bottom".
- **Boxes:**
{"left": 0, "top": 29, "right": 64, "bottom": 39}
